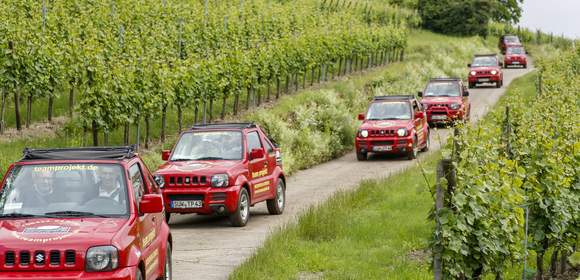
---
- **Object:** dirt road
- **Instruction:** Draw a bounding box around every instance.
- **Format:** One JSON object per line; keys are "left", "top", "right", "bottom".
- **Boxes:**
{"left": 168, "top": 65, "right": 534, "bottom": 280}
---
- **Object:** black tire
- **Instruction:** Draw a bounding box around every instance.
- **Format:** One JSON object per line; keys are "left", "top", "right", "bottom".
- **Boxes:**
{"left": 136, "top": 268, "right": 144, "bottom": 280}
{"left": 356, "top": 151, "right": 367, "bottom": 161}
{"left": 159, "top": 242, "right": 172, "bottom": 280}
{"left": 407, "top": 136, "right": 418, "bottom": 160}
{"left": 496, "top": 81, "right": 502, "bottom": 88}
{"left": 420, "top": 131, "right": 430, "bottom": 152}
{"left": 267, "top": 180, "right": 285, "bottom": 215}
{"left": 523, "top": 64, "right": 527, "bottom": 69}
{"left": 229, "top": 188, "right": 250, "bottom": 227}
{"left": 165, "top": 213, "right": 171, "bottom": 224}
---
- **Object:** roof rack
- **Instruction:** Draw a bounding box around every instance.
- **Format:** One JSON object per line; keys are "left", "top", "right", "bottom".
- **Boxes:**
{"left": 430, "top": 77, "right": 461, "bottom": 81}
{"left": 191, "top": 122, "right": 256, "bottom": 130}
{"left": 373, "top": 95, "right": 415, "bottom": 101}
{"left": 474, "top": 53, "right": 498, "bottom": 57}
{"left": 21, "top": 146, "right": 137, "bottom": 161}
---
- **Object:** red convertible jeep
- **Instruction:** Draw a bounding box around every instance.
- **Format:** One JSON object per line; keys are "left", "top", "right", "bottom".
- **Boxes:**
{"left": 504, "top": 46, "right": 528, "bottom": 68}
{"left": 355, "top": 95, "right": 429, "bottom": 161}
{"left": 418, "top": 78, "right": 470, "bottom": 125}
{"left": 468, "top": 54, "right": 504, "bottom": 88}
{"left": 0, "top": 147, "right": 172, "bottom": 280}
{"left": 155, "top": 123, "right": 286, "bottom": 227}
{"left": 499, "top": 34, "right": 522, "bottom": 54}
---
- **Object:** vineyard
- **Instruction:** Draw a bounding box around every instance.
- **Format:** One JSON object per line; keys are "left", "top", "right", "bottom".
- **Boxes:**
{"left": 432, "top": 50, "right": 580, "bottom": 278}
{"left": 0, "top": 0, "right": 416, "bottom": 147}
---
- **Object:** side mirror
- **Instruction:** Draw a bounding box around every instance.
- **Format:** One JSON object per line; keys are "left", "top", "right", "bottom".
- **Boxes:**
{"left": 161, "top": 150, "right": 171, "bottom": 161}
{"left": 467, "top": 63, "right": 471, "bottom": 68}
{"left": 414, "top": 111, "right": 425, "bottom": 119}
{"left": 417, "top": 91, "right": 423, "bottom": 97}
{"left": 463, "top": 91, "right": 470, "bottom": 97}
{"left": 139, "top": 194, "right": 164, "bottom": 214}
{"left": 250, "top": 148, "right": 265, "bottom": 160}
{"left": 357, "top": 113, "right": 365, "bottom": 121}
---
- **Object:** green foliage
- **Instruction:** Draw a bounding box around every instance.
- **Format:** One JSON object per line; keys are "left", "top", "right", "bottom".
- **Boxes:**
{"left": 492, "top": 0, "right": 524, "bottom": 24}
{"left": 418, "top": 0, "right": 495, "bottom": 36}
{"left": 434, "top": 51, "right": 580, "bottom": 277}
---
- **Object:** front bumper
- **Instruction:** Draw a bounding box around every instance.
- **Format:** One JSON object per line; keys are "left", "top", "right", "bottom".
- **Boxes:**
{"left": 161, "top": 186, "right": 239, "bottom": 215}
{"left": 504, "top": 58, "right": 526, "bottom": 66}
{"left": 468, "top": 74, "right": 501, "bottom": 84}
{"left": 0, "top": 266, "right": 137, "bottom": 280}
{"left": 355, "top": 135, "right": 413, "bottom": 154}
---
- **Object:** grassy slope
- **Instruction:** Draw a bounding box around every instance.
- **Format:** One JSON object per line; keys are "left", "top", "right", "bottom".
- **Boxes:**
{"left": 230, "top": 70, "right": 539, "bottom": 280}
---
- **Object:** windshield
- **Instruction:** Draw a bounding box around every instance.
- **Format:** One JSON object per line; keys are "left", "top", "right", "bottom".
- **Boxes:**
{"left": 0, "top": 164, "right": 129, "bottom": 218}
{"left": 471, "top": 56, "right": 498, "bottom": 67}
{"left": 366, "top": 102, "right": 411, "bottom": 120}
{"left": 504, "top": 36, "right": 520, "bottom": 44}
{"left": 171, "top": 131, "right": 243, "bottom": 161}
{"left": 424, "top": 82, "right": 460, "bottom": 97}
{"left": 507, "top": 47, "right": 524, "bottom": 55}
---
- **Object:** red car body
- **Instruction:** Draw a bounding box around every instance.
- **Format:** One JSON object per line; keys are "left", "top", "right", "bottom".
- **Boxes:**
{"left": 419, "top": 78, "right": 471, "bottom": 124}
{"left": 499, "top": 34, "right": 522, "bottom": 54}
{"left": 0, "top": 147, "right": 171, "bottom": 280}
{"left": 504, "top": 46, "right": 528, "bottom": 68}
{"left": 355, "top": 95, "right": 429, "bottom": 161}
{"left": 155, "top": 123, "right": 286, "bottom": 227}
{"left": 468, "top": 54, "right": 504, "bottom": 88}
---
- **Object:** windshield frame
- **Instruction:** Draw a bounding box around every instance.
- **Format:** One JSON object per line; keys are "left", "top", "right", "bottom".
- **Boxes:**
{"left": 366, "top": 101, "right": 412, "bottom": 120}
{"left": 471, "top": 56, "right": 498, "bottom": 67}
{"left": 424, "top": 81, "right": 461, "bottom": 97}
{"left": 0, "top": 162, "right": 130, "bottom": 218}
{"left": 170, "top": 130, "right": 245, "bottom": 161}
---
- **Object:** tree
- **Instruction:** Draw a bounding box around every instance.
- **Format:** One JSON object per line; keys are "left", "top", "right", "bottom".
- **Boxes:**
{"left": 493, "top": 0, "right": 524, "bottom": 24}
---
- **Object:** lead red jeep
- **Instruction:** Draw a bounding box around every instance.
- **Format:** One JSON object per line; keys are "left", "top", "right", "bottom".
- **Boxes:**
{"left": 468, "top": 54, "right": 504, "bottom": 88}
{"left": 155, "top": 123, "right": 286, "bottom": 227}
{"left": 0, "top": 147, "right": 172, "bottom": 280}
{"left": 355, "top": 95, "right": 429, "bottom": 161}
{"left": 418, "top": 78, "right": 470, "bottom": 125}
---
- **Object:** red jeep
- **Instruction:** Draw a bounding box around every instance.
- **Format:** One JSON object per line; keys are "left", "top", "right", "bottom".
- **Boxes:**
{"left": 418, "top": 78, "right": 470, "bottom": 125}
{"left": 468, "top": 54, "right": 504, "bottom": 88}
{"left": 355, "top": 95, "right": 429, "bottom": 161}
{"left": 499, "top": 34, "right": 522, "bottom": 54}
{"left": 0, "top": 147, "right": 172, "bottom": 280}
{"left": 504, "top": 46, "right": 528, "bottom": 68}
{"left": 155, "top": 123, "right": 286, "bottom": 227}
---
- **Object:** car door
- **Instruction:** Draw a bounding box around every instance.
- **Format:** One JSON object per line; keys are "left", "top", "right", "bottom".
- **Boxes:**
{"left": 246, "top": 130, "right": 271, "bottom": 201}
{"left": 412, "top": 100, "right": 427, "bottom": 144}
{"left": 129, "top": 163, "right": 161, "bottom": 280}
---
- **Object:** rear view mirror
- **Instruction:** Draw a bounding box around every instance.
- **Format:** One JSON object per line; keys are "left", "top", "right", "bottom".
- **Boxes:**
{"left": 467, "top": 63, "right": 472, "bottom": 67}
{"left": 414, "top": 111, "right": 425, "bottom": 119}
{"left": 250, "top": 148, "right": 265, "bottom": 160}
{"left": 139, "top": 194, "right": 164, "bottom": 214}
{"left": 358, "top": 113, "right": 365, "bottom": 121}
{"left": 161, "top": 150, "right": 171, "bottom": 161}
{"left": 463, "top": 91, "right": 470, "bottom": 97}
{"left": 417, "top": 91, "right": 423, "bottom": 97}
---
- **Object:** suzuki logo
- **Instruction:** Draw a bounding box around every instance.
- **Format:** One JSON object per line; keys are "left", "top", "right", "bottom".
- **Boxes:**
{"left": 35, "top": 252, "right": 45, "bottom": 264}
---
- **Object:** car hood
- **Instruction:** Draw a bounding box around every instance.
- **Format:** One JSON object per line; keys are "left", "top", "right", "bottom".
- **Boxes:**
{"left": 421, "top": 96, "right": 463, "bottom": 105}
{"left": 470, "top": 66, "right": 501, "bottom": 71}
{"left": 0, "top": 217, "right": 127, "bottom": 248}
{"left": 359, "top": 119, "right": 411, "bottom": 130}
{"left": 156, "top": 160, "right": 240, "bottom": 175}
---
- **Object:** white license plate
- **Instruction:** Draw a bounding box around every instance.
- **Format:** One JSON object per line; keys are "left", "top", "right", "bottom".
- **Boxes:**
{"left": 512, "top": 61, "right": 520, "bottom": 64}
{"left": 373, "top": 145, "right": 392, "bottom": 152}
{"left": 171, "top": 200, "right": 203, "bottom": 209}
{"left": 478, "top": 78, "right": 490, "bottom": 82}
{"left": 432, "top": 115, "right": 447, "bottom": 120}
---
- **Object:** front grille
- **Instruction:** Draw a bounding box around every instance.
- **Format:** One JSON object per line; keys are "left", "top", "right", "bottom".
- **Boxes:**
{"left": 369, "top": 129, "right": 395, "bottom": 136}
{"left": 169, "top": 194, "right": 204, "bottom": 201}
{"left": 477, "top": 71, "right": 491, "bottom": 75}
{"left": 211, "top": 192, "right": 227, "bottom": 201}
{"left": 427, "top": 104, "right": 449, "bottom": 109}
{"left": 50, "top": 250, "right": 60, "bottom": 265}
{"left": 5, "top": 251, "right": 15, "bottom": 266}
{"left": 65, "top": 250, "right": 76, "bottom": 265}
{"left": 20, "top": 251, "right": 30, "bottom": 265}
{"left": 373, "top": 141, "right": 394, "bottom": 146}
{"left": 167, "top": 175, "right": 208, "bottom": 187}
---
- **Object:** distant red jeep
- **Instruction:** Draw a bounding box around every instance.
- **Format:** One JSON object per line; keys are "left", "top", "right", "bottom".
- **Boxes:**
{"left": 419, "top": 78, "right": 470, "bottom": 125}
{"left": 0, "top": 147, "right": 172, "bottom": 280}
{"left": 155, "top": 123, "right": 286, "bottom": 227}
{"left": 499, "top": 34, "right": 522, "bottom": 54}
{"left": 355, "top": 95, "right": 430, "bottom": 161}
{"left": 468, "top": 54, "right": 504, "bottom": 88}
{"left": 504, "top": 46, "right": 528, "bottom": 68}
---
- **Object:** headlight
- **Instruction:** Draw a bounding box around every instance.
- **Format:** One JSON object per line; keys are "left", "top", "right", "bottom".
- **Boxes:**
{"left": 360, "top": 130, "right": 369, "bottom": 138}
{"left": 397, "top": 128, "right": 407, "bottom": 137}
{"left": 491, "top": 70, "right": 498, "bottom": 75}
{"left": 153, "top": 174, "right": 165, "bottom": 189}
{"left": 450, "top": 103, "right": 461, "bottom": 110}
{"left": 211, "top": 174, "right": 229, "bottom": 188}
{"left": 85, "top": 246, "right": 118, "bottom": 272}
{"left": 470, "top": 71, "right": 476, "bottom": 76}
